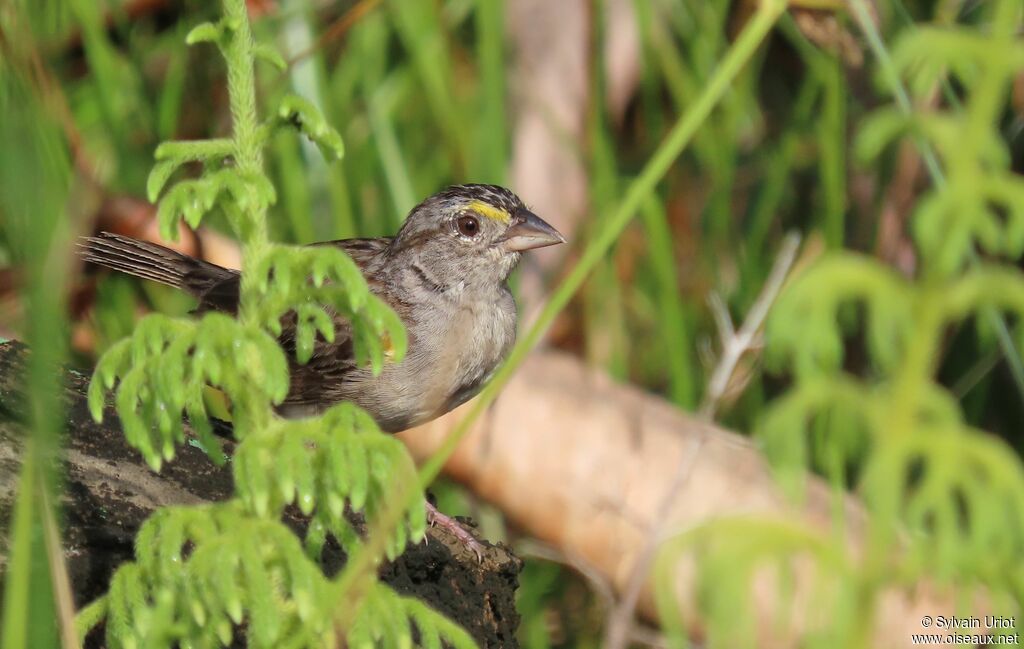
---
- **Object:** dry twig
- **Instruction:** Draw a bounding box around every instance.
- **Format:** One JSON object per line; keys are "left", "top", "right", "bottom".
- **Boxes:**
{"left": 602, "top": 232, "right": 802, "bottom": 649}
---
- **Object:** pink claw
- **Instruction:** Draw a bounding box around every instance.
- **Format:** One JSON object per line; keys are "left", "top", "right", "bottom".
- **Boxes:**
{"left": 424, "top": 501, "right": 485, "bottom": 562}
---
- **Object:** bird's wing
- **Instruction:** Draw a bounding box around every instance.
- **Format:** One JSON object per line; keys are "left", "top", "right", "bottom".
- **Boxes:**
{"left": 276, "top": 308, "right": 358, "bottom": 407}
{"left": 195, "top": 237, "right": 392, "bottom": 311}
{"left": 276, "top": 237, "right": 396, "bottom": 408}
{"left": 195, "top": 275, "right": 242, "bottom": 314}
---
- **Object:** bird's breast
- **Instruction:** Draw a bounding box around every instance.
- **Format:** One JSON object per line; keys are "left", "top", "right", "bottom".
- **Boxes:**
{"left": 355, "top": 287, "right": 516, "bottom": 431}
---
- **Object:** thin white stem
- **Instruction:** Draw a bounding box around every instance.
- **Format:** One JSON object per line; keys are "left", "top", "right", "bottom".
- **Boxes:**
{"left": 700, "top": 232, "right": 801, "bottom": 419}
{"left": 603, "top": 231, "right": 801, "bottom": 649}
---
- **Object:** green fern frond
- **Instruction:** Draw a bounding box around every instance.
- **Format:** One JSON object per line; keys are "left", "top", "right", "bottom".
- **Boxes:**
{"left": 861, "top": 425, "right": 1024, "bottom": 587}
{"left": 88, "top": 312, "right": 288, "bottom": 468}
{"left": 766, "top": 253, "right": 913, "bottom": 377}
{"left": 146, "top": 139, "right": 235, "bottom": 201}
{"left": 249, "top": 244, "right": 407, "bottom": 369}
{"left": 105, "top": 504, "right": 472, "bottom": 649}
{"left": 273, "top": 95, "right": 345, "bottom": 161}
{"left": 745, "top": 2, "right": 1024, "bottom": 642}
{"left": 107, "top": 504, "right": 337, "bottom": 649}
{"left": 887, "top": 27, "right": 1024, "bottom": 96}
{"left": 232, "top": 404, "right": 427, "bottom": 556}
{"left": 654, "top": 517, "right": 850, "bottom": 649}
{"left": 346, "top": 583, "right": 477, "bottom": 649}
{"left": 758, "top": 376, "right": 872, "bottom": 497}
{"left": 155, "top": 168, "right": 277, "bottom": 241}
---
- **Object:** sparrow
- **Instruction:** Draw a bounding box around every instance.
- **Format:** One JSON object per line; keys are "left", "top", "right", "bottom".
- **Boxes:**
{"left": 80, "top": 183, "right": 565, "bottom": 557}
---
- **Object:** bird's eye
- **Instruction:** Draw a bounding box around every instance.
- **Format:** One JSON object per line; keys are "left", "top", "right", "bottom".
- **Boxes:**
{"left": 456, "top": 215, "right": 480, "bottom": 237}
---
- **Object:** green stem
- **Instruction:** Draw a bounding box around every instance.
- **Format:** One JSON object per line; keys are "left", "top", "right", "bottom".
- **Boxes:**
{"left": 423, "top": 0, "right": 786, "bottom": 485}
{"left": 0, "top": 446, "right": 38, "bottom": 649}
{"left": 474, "top": 0, "right": 507, "bottom": 184}
{"left": 223, "top": 0, "right": 262, "bottom": 177}
{"left": 331, "top": 0, "right": 788, "bottom": 626}
{"left": 887, "top": 286, "right": 944, "bottom": 434}
{"left": 818, "top": 51, "right": 846, "bottom": 248}
{"left": 155, "top": 138, "right": 234, "bottom": 162}
{"left": 222, "top": 0, "right": 269, "bottom": 323}
{"left": 641, "top": 194, "right": 695, "bottom": 407}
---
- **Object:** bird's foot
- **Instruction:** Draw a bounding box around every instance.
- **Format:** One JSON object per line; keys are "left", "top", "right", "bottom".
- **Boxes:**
{"left": 424, "top": 500, "right": 485, "bottom": 562}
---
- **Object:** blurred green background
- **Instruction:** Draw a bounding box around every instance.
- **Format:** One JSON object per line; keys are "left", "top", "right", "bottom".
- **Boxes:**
{"left": 1, "top": 0, "right": 1023, "bottom": 647}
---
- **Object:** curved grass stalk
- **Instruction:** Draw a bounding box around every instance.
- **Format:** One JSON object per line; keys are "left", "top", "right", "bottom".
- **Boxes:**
{"left": 332, "top": 0, "right": 790, "bottom": 627}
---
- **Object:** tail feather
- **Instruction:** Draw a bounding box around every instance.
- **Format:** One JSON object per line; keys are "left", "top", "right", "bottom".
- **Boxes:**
{"left": 80, "top": 237, "right": 188, "bottom": 287}
{"left": 79, "top": 232, "right": 238, "bottom": 301}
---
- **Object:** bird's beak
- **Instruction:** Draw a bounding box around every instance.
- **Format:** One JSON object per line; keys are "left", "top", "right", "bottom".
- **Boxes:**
{"left": 500, "top": 209, "right": 566, "bottom": 252}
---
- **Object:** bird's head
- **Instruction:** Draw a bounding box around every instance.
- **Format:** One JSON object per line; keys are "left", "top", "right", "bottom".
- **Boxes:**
{"left": 389, "top": 184, "right": 564, "bottom": 287}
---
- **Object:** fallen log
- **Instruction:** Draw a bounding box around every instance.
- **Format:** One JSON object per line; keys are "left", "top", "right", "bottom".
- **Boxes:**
{"left": 399, "top": 350, "right": 960, "bottom": 648}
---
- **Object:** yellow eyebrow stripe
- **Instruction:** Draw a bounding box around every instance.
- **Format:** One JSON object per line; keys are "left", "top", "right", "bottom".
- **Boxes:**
{"left": 468, "top": 200, "right": 511, "bottom": 223}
